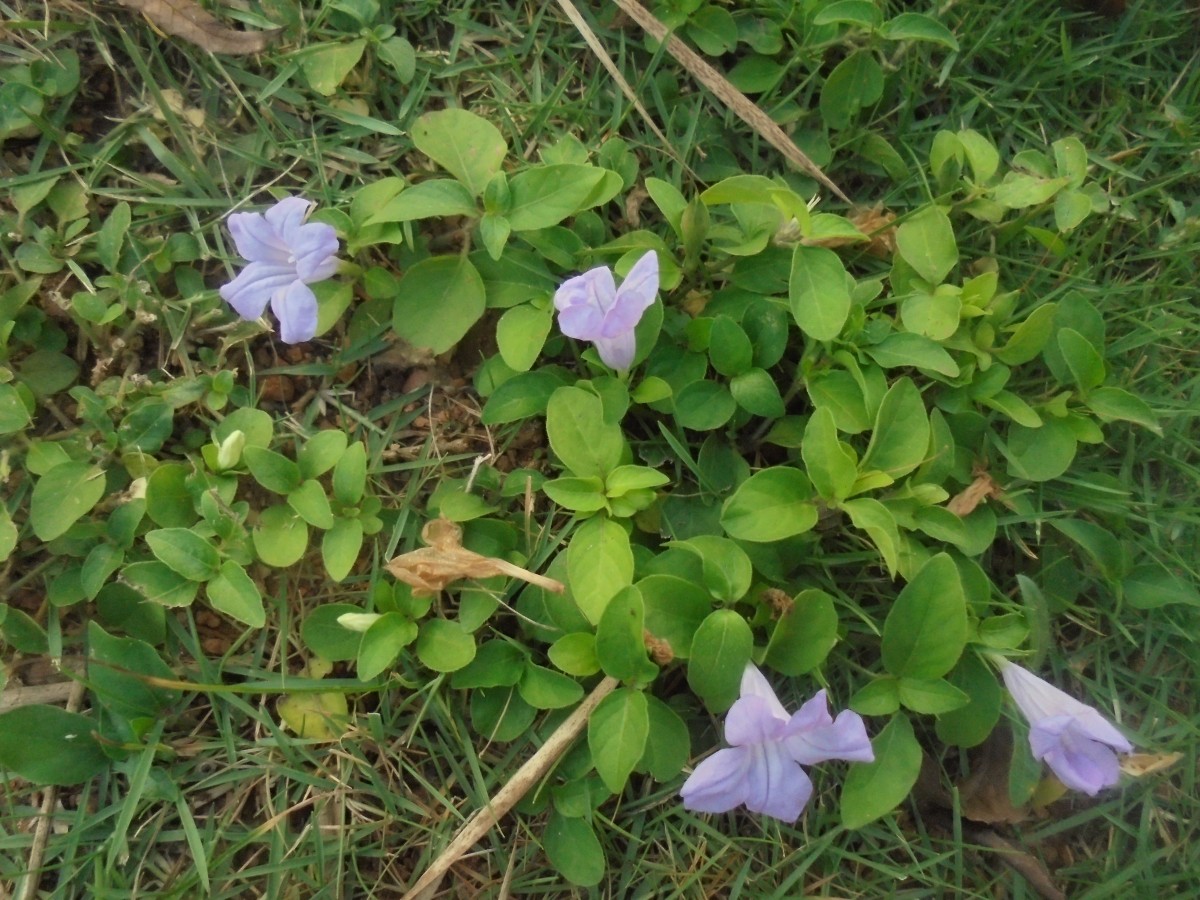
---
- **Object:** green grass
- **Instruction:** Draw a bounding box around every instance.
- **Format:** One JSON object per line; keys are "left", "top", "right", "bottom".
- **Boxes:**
{"left": 3, "top": 0, "right": 1200, "bottom": 896}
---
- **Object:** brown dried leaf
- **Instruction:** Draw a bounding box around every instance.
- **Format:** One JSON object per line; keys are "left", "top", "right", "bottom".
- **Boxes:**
{"left": 959, "top": 727, "right": 1033, "bottom": 825}
{"left": 385, "top": 517, "right": 564, "bottom": 597}
{"left": 947, "top": 469, "right": 1007, "bottom": 516}
{"left": 115, "top": 0, "right": 279, "bottom": 55}
{"left": 1120, "top": 751, "right": 1183, "bottom": 778}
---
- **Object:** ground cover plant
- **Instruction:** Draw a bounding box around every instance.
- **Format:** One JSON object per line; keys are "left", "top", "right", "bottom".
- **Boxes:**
{"left": 2, "top": 0, "right": 1199, "bottom": 896}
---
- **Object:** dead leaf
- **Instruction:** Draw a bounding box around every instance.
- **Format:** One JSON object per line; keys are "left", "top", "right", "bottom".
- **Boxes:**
{"left": 947, "top": 469, "right": 1007, "bottom": 516}
{"left": 385, "top": 517, "right": 564, "bottom": 597}
{"left": 1121, "top": 751, "right": 1183, "bottom": 778}
{"left": 115, "top": 0, "right": 279, "bottom": 55}
{"left": 959, "top": 727, "right": 1033, "bottom": 825}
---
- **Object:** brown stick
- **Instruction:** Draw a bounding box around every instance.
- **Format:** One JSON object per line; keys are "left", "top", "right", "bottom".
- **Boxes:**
{"left": 610, "top": 0, "right": 852, "bottom": 204}
{"left": 401, "top": 676, "right": 620, "bottom": 899}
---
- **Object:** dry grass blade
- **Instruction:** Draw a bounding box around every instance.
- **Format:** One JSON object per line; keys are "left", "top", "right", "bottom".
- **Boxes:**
{"left": 402, "top": 676, "right": 620, "bottom": 900}
{"left": 554, "top": 0, "right": 688, "bottom": 172}
{"left": 114, "top": 0, "right": 279, "bottom": 54}
{"left": 610, "top": 0, "right": 853, "bottom": 204}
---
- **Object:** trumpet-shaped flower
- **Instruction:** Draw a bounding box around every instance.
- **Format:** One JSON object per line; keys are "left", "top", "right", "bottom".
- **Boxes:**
{"left": 1000, "top": 660, "right": 1133, "bottom": 796}
{"left": 680, "top": 664, "right": 874, "bottom": 822}
{"left": 219, "top": 195, "right": 340, "bottom": 344}
{"left": 553, "top": 250, "right": 658, "bottom": 370}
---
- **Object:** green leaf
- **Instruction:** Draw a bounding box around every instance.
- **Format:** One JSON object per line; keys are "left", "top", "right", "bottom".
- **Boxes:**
{"left": 687, "top": 4, "right": 738, "bottom": 55}
{"left": 729, "top": 368, "right": 785, "bottom": 418}
{"left": 897, "top": 677, "right": 970, "bottom": 714}
{"left": 1005, "top": 418, "right": 1077, "bottom": 482}
{"left": 357, "top": 612, "right": 418, "bottom": 680}
{"left": 991, "top": 173, "right": 1069, "bottom": 209}
{"left": 96, "top": 200, "right": 131, "bottom": 272}
{"left": 878, "top": 12, "right": 959, "bottom": 49}
{"left": 297, "top": 430, "right": 349, "bottom": 480}
{"left": 764, "top": 589, "right": 839, "bottom": 676}
{"left": 548, "top": 632, "right": 601, "bottom": 677}
{"left": 252, "top": 505, "right": 309, "bottom": 568}
{"left": 895, "top": 207, "right": 957, "bottom": 284}
{"left": 850, "top": 676, "right": 901, "bottom": 716}
{"left": 87, "top": 621, "right": 179, "bottom": 720}
{"left": 936, "top": 654, "right": 1004, "bottom": 747}
{"left": 323, "top": 517, "right": 363, "bottom": 582}
{"left": 820, "top": 51, "right": 884, "bottom": 130}
{"left": 789, "top": 245, "right": 851, "bottom": 341}
{"left": 0, "top": 706, "right": 108, "bottom": 785}
{"left": 416, "top": 619, "right": 476, "bottom": 672}
{"left": 300, "top": 39, "right": 367, "bottom": 95}
{"left": 567, "top": 516, "right": 634, "bottom": 624}
{"left": 640, "top": 695, "right": 690, "bottom": 782}
{"left": 720, "top": 466, "right": 817, "bottom": 542}
{"left": 881, "top": 553, "right": 968, "bottom": 679}
{"left": 542, "top": 476, "right": 608, "bottom": 513}
{"left": 146, "top": 528, "right": 220, "bottom": 582}
{"left": 243, "top": 446, "right": 302, "bottom": 494}
{"left": 595, "top": 585, "right": 649, "bottom": 681}
{"left": 451, "top": 640, "right": 527, "bottom": 688}
{"left": 0, "top": 604, "right": 48, "bottom": 653}
{"left": 674, "top": 380, "right": 737, "bottom": 431}
{"left": 865, "top": 332, "right": 959, "bottom": 377}
{"left": 861, "top": 378, "right": 930, "bottom": 479}
{"left": 1056, "top": 327, "right": 1106, "bottom": 394}
{"left": 0, "top": 384, "right": 32, "bottom": 434}
{"left": 957, "top": 129, "right": 1000, "bottom": 183}
{"left": 496, "top": 304, "right": 553, "bottom": 372}
{"left": 687, "top": 609, "right": 753, "bottom": 712}
{"left": 518, "top": 663, "right": 584, "bottom": 709}
{"left": 843, "top": 498, "right": 903, "bottom": 576}
{"left": 639, "top": 575, "right": 710, "bottom": 661}
{"left": 332, "top": 441, "right": 367, "bottom": 506}
{"left": 543, "top": 809, "right": 605, "bottom": 887}
{"left": 205, "top": 560, "right": 265, "bottom": 628}
{"left": 840, "top": 713, "right": 922, "bottom": 829}
{"left": 546, "top": 386, "right": 624, "bottom": 479}
{"left": 1122, "top": 564, "right": 1199, "bottom": 609}
{"left": 288, "top": 479, "right": 335, "bottom": 529}
{"left": 670, "top": 535, "right": 752, "bottom": 603}
{"left": 707, "top": 315, "right": 754, "bottom": 376}
{"left": 480, "top": 369, "right": 566, "bottom": 425}
{"left": 993, "top": 303, "right": 1057, "bottom": 366}
{"left": 411, "top": 109, "right": 508, "bottom": 196}
{"left": 122, "top": 561, "right": 198, "bottom": 608}
{"left": 588, "top": 687, "right": 649, "bottom": 793}
{"left": 366, "top": 178, "right": 478, "bottom": 223}
{"left": 506, "top": 165, "right": 607, "bottom": 232}
{"left": 392, "top": 255, "right": 486, "bottom": 354}
{"left": 814, "top": 0, "right": 882, "bottom": 28}
{"left": 30, "top": 462, "right": 106, "bottom": 541}
{"left": 802, "top": 406, "right": 858, "bottom": 502}
{"left": 301, "top": 603, "right": 363, "bottom": 661}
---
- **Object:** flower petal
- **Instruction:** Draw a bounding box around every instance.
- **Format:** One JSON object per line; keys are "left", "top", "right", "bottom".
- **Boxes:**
{"left": 785, "top": 701, "right": 875, "bottom": 766}
{"left": 558, "top": 301, "right": 606, "bottom": 342}
{"left": 680, "top": 747, "right": 751, "bottom": 814}
{"left": 739, "top": 664, "right": 790, "bottom": 721}
{"left": 290, "top": 221, "right": 341, "bottom": 282}
{"left": 600, "top": 250, "right": 658, "bottom": 339}
{"left": 1032, "top": 718, "right": 1123, "bottom": 795}
{"left": 554, "top": 267, "right": 616, "bottom": 335}
{"left": 219, "top": 262, "right": 296, "bottom": 320}
{"left": 592, "top": 332, "right": 637, "bottom": 370}
{"left": 270, "top": 280, "right": 319, "bottom": 344}
{"left": 740, "top": 742, "right": 814, "bottom": 822}
{"left": 725, "top": 695, "right": 788, "bottom": 746}
{"left": 227, "top": 211, "right": 290, "bottom": 264}
{"left": 264, "top": 196, "right": 315, "bottom": 239}
{"left": 1001, "top": 661, "right": 1100, "bottom": 724}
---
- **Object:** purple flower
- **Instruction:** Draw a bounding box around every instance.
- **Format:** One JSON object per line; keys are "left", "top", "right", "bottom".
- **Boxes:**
{"left": 553, "top": 249, "right": 659, "bottom": 370}
{"left": 1000, "top": 660, "right": 1133, "bottom": 796}
{"left": 219, "top": 195, "right": 340, "bottom": 344}
{"left": 680, "top": 664, "right": 874, "bottom": 822}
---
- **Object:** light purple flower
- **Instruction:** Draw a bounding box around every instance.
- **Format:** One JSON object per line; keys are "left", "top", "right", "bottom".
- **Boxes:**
{"left": 553, "top": 249, "right": 659, "bottom": 370}
{"left": 680, "top": 664, "right": 874, "bottom": 822}
{"left": 219, "top": 195, "right": 340, "bottom": 344}
{"left": 1000, "top": 660, "right": 1133, "bottom": 796}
